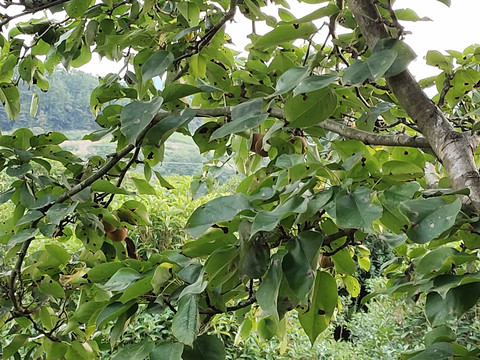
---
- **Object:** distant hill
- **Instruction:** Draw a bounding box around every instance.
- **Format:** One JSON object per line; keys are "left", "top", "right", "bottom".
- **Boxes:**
{"left": 0, "top": 69, "right": 99, "bottom": 132}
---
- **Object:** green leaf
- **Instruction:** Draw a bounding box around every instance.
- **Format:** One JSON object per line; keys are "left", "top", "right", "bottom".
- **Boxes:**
{"left": 331, "top": 248, "right": 357, "bottom": 275}
{"left": 182, "top": 334, "right": 226, "bottom": 360}
{"left": 142, "top": 50, "right": 174, "bottom": 82}
{"left": 343, "top": 275, "right": 360, "bottom": 297}
{"left": 395, "top": 9, "right": 431, "bottom": 22}
{"left": 131, "top": 177, "right": 157, "bottom": 195}
{"left": 96, "top": 268, "right": 142, "bottom": 292}
{"left": 185, "top": 194, "right": 253, "bottom": 238}
{"left": 87, "top": 262, "right": 125, "bottom": 282}
{"left": 204, "top": 245, "right": 238, "bottom": 288}
{"left": 119, "top": 276, "right": 153, "bottom": 303}
{"left": 408, "top": 343, "right": 454, "bottom": 360}
{"left": 342, "top": 60, "right": 371, "bottom": 85}
{"left": 400, "top": 198, "right": 461, "bottom": 244}
{"left": 3, "top": 334, "right": 29, "bottom": 359}
{"left": 257, "top": 252, "right": 285, "bottom": 319}
{"left": 120, "top": 97, "right": 164, "bottom": 144}
{"left": 255, "top": 22, "right": 317, "bottom": 50}
{"left": 182, "top": 228, "right": 236, "bottom": 257}
{"left": 91, "top": 179, "right": 130, "bottom": 195}
{"left": 335, "top": 187, "right": 382, "bottom": 232}
{"left": 172, "top": 294, "right": 198, "bottom": 346}
{"left": 426, "top": 283, "right": 480, "bottom": 326}
{"left": 284, "top": 88, "right": 337, "bottom": 127}
{"left": 0, "top": 82, "right": 20, "bottom": 120}
{"left": 211, "top": 98, "right": 268, "bottom": 140}
{"left": 426, "top": 50, "right": 453, "bottom": 71}
{"left": 365, "top": 49, "right": 397, "bottom": 81}
{"left": 252, "top": 197, "right": 308, "bottom": 234}
{"left": 238, "top": 233, "right": 270, "bottom": 279}
{"left": 150, "top": 342, "right": 184, "bottom": 360}
{"left": 298, "top": 271, "right": 338, "bottom": 344}
{"left": 96, "top": 302, "right": 137, "bottom": 329}
{"left": 111, "top": 340, "right": 155, "bottom": 360}
{"left": 151, "top": 263, "right": 173, "bottom": 293}
{"left": 38, "top": 275, "right": 65, "bottom": 298}
{"left": 293, "top": 73, "right": 339, "bottom": 97}
{"left": 8, "top": 228, "right": 39, "bottom": 245}
{"left": 163, "top": 84, "right": 202, "bottom": 103}
{"left": 424, "top": 325, "right": 456, "bottom": 347}
{"left": 373, "top": 39, "right": 417, "bottom": 76}
{"left": 270, "top": 66, "right": 309, "bottom": 97}
{"left": 64, "top": 0, "right": 93, "bottom": 17}
{"left": 30, "top": 92, "right": 39, "bottom": 117}
{"left": 282, "top": 237, "right": 315, "bottom": 301}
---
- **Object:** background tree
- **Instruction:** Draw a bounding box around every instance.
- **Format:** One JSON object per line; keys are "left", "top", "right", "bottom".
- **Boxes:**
{"left": 1, "top": 0, "right": 480, "bottom": 358}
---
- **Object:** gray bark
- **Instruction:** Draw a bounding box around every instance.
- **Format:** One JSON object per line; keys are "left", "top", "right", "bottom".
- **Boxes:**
{"left": 347, "top": 0, "right": 480, "bottom": 211}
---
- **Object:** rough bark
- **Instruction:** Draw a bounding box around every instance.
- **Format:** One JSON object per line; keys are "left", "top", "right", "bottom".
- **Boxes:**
{"left": 347, "top": 0, "right": 480, "bottom": 211}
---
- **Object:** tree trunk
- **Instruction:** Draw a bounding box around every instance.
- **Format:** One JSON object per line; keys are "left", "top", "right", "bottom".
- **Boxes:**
{"left": 347, "top": 0, "right": 480, "bottom": 212}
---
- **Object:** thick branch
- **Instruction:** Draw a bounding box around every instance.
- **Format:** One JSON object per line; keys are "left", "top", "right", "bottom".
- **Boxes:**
{"left": 347, "top": 0, "right": 480, "bottom": 211}
{"left": 195, "top": 107, "right": 430, "bottom": 148}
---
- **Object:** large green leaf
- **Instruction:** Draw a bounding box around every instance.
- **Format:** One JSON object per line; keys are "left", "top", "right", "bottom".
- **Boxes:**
{"left": 211, "top": 98, "right": 268, "bottom": 140}
{"left": 255, "top": 22, "right": 317, "bottom": 50}
{"left": 120, "top": 97, "right": 164, "bottom": 144}
{"left": 96, "top": 268, "right": 142, "bottom": 292}
{"left": 257, "top": 252, "right": 285, "bottom": 319}
{"left": 282, "top": 237, "right": 314, "bottom": 301}
{"left": 400, "top": 198, "right": 461, "bottom": 244}
{"left": 426, "top": 283, "right": 480, "bottom": 326}
{"left": 182, "top": 334, "right": 226, "bottom": 360}
{"left": 142, "top": 50, "right": 174, "bottom": 82}
{"left": 293, "top": 73, "right": 339, "bottom": 97}
{"left": 270, "top": 66, "right": 309, "bottom": 97}
{"left": 298, "top": 271, "right": 338, "bottom": 344}
{"left": 119, "top": 276, "right": 153, "bottom": 303}
{"left": 366, "top": 49, "right": 397, "bottom": 81}
{"left": 185, "top": 194, "right": 253, "bottom": 237}
{"left": 372, "top": 38, "right": 417, "bottom": 76}
{"left": 172, "top": 294, "right": 198, "bottom": 346}
{"left": 335, "top": 187, "right": 382, "bottom": 232}
{"left": 284, "top": 88, "right": 337, "bottom": 127}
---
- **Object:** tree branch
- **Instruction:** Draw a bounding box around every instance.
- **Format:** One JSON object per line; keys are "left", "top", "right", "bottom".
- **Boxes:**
{"left": 195, "top": 107, "right": 431, "bottom": 148}
{"left": 172, "top": 0, "right": 237, "bottom": 82}
{"left": 347, "top": 0, "right": 480, "bottom": 211}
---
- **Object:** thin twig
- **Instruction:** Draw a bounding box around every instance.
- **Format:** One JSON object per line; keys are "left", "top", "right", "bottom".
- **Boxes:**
{"left": 171, "top": 0, "right": 237, "bottom": 82}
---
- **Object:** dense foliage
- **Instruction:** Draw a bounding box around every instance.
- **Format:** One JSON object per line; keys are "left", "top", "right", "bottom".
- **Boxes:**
{"left": 1, "top": 0, "right": 480, "bottom": 359}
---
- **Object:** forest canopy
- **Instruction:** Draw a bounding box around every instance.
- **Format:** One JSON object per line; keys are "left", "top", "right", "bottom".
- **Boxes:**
{"left": 1, "top": 0, "right": 480, "bottom": 359}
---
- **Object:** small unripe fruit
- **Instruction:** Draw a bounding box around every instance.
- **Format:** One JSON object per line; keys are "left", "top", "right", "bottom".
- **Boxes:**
{"left": 318, "top": 254, "right": 333, "bottom": 269}
{"left": 292, "top": 136, "right": 308, "bottom": 154}
{"left": 102, "top": 219, "right": 116, "bottom": 233}
{"left": 251, "top": 133, "right": 268, "bottom": 157}
{"left": 107, "top": 226, "right": 128, "bottom": 242}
